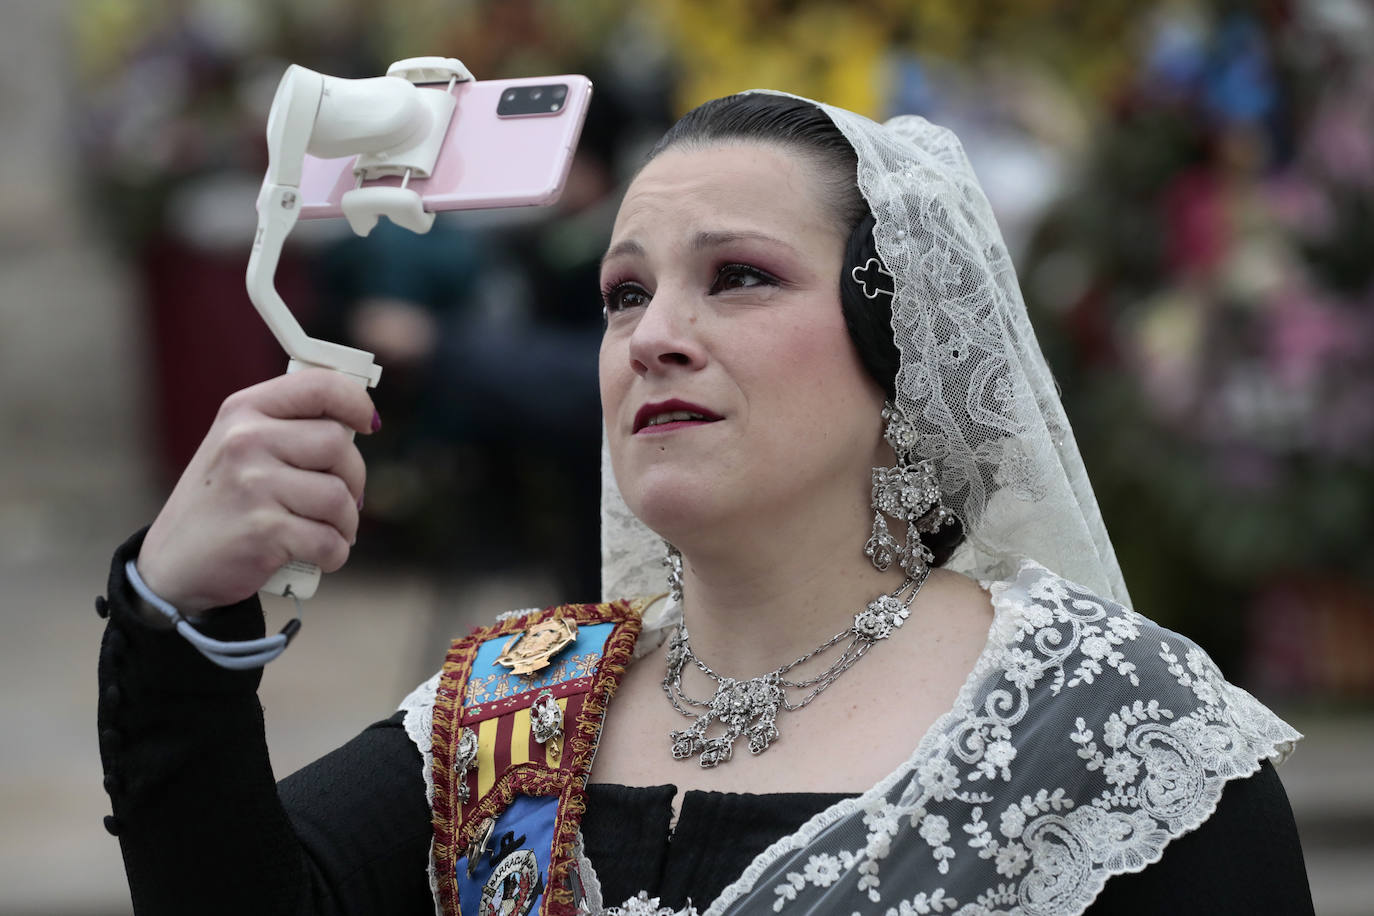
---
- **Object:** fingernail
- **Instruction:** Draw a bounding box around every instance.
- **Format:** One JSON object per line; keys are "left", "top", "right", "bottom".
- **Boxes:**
{"left": 357, "top": 493, "right": 365, "bottom": 512}
{"left": 371, "top": 411, "right": 382, "bottom": 433}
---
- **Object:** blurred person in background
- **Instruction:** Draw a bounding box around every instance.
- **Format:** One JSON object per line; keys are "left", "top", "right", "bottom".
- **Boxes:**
{"left": 93, "top": 87, "right": 1312, "bottom": 915}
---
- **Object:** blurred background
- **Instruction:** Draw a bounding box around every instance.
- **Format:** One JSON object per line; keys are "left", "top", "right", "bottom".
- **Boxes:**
{"left": 2, "top": 0, "right": 1371, "bottom": 912}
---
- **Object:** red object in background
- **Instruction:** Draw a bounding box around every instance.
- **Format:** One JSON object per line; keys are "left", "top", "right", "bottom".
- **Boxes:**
{"left": 136, "top": 236, "right": 318, "bottom": 483}
{"left": 1162, "top": 168, "right": 1229, "bottom": 279}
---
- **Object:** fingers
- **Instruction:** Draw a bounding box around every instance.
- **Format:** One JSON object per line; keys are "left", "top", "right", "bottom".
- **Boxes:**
{"left": 260, "top": 418, "right": 367, "bottom": 501}
{"left": 268, "top": 513, "right": 353, "bottom": 575}
{"left": 223, "top": 368, "right": 378, "bottom": 435}
{"left": 271, "top": 466, "right": 359, "bottom": 562}
{"left": 138, "top": 372, "right": 378, "bottom": 610}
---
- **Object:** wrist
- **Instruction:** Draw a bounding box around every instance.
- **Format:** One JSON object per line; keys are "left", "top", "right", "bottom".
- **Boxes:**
{"left": 123, "top": 557, "right": 300, "bottom": 670}
{"left": 127, "top": 558, "right": 212, "bottom": 628}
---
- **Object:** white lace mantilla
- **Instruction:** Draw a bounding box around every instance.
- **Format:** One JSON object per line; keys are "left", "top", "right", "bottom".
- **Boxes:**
{"left": 399, "top": 563, "right": 1299, "bottom": 916}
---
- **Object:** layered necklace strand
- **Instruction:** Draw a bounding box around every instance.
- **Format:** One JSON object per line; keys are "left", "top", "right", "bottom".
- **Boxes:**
{"left": 662, "top": 566, "right": 930, "bottom": 768}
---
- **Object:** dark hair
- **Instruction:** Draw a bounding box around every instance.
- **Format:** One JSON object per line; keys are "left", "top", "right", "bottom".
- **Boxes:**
{"left": 647, "top": 93, "right": 965, "bottom": 565}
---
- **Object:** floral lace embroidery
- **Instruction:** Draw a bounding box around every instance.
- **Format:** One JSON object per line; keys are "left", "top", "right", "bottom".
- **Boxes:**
{"left": 604, "top": 891, "right": 695, "bottom": 915}
{"left": 397, "top": 672, "right": 444, "bottom": 916}
{"left": 755, "top": 564, "right": 1298, "bottom": 916}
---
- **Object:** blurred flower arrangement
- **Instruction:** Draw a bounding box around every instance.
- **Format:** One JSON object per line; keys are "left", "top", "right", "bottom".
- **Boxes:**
{"left": 652, "top": 0, "right": 1140, "bottom": 116}
{"left": 1021, "top": 1, "right": 1374, "bottom": 694}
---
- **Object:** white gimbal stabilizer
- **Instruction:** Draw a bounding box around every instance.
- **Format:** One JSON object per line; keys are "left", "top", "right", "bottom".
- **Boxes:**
{"left": 247, "top": 56, "right": 472, "bottom": 599}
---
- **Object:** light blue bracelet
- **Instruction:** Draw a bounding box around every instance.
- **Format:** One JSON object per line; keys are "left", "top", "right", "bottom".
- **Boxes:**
{"left": 123, "top": 560, "right": 303, "bottom": 670}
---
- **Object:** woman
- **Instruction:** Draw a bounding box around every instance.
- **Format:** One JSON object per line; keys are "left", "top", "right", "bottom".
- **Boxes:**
{"left": 96, "top": 92, "right": 1312, "bottom": 915}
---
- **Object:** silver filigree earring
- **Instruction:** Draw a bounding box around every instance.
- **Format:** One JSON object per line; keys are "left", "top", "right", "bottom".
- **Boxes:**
{"left": 663, "top": 541, "right": 684, "bottom": 603}
{"left": 865, "top": 402, "right": 959, "bottom": 579}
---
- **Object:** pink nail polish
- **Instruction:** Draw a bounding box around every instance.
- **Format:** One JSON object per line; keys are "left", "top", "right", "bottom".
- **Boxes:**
{"left": 371, "top": 411, "right": 382, "bottom": 433}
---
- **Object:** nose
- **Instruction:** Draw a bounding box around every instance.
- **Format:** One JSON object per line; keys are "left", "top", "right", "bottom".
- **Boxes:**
{"left": 626, "top": 288, "right": 706, "bottom": 377}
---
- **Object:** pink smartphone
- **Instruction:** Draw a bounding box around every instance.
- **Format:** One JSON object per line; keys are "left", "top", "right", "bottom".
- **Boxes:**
{"left": 297, "top": 75, "right": 593, "bottom": 219}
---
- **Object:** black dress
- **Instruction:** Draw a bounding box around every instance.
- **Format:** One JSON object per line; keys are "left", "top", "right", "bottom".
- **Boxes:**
{"left": 95, "top": 531, "right": 1314, "bottom": 914}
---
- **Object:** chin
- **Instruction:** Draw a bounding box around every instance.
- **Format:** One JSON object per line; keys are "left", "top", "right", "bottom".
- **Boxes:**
{"left": 620, "top": 470, "right": 729, "bottom": 543}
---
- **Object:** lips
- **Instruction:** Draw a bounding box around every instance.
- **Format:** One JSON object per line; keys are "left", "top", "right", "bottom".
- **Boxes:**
{"left": 633, "top": 399, "right": 724, "bottom": 434}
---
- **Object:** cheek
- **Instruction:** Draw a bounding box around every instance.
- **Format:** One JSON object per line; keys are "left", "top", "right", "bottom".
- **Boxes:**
{"left": 597, "top": 335, "right": 624, "bottom": 410}
{"left": 752, "top": 317, "right": 880, "bottom": 428}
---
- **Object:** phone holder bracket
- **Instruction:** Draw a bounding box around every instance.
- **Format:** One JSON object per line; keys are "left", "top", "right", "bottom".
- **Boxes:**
{"left": 342, "top": 57, "right": 473, "bottom": 237}
{"left": 349, "top": 82, "right": 455, "bottom": 182}
{"left": 387, "top": 56, "right": 475, "bottom": 85}
{"left": 341, "top": 185, "right": 436, "bottom": 236}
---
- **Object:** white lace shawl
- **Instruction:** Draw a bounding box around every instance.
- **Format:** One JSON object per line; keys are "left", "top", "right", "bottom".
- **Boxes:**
{"left": 398, "top": 561, "right": 1299, "bottom": 916}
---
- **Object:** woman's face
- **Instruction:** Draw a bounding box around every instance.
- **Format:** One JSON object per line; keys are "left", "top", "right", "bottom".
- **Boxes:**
{"left": 599, "top": 142, "right": 888, "bottom": 539}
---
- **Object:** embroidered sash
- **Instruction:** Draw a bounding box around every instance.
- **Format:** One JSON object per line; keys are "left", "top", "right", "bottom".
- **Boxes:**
{"left": 431, "top": 599, "right": 645, "bottom": 916}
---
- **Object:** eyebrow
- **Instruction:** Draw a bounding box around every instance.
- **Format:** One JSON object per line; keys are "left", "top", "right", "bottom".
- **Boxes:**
{"left": 600, "top": 230, "right": 800, "bottom": 270}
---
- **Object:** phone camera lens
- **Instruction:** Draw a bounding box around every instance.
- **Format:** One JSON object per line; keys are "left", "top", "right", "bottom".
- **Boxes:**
{"left": 497, "top": 82, "right": 570, "bottom": 117}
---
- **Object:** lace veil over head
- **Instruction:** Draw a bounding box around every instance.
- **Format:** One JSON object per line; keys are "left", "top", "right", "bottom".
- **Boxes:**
{"left": 600, "top": 93, "right": 1128, "bottom": 606}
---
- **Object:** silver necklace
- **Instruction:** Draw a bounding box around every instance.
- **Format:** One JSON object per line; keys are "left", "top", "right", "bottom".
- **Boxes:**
{"left": 662, "top": 568, "right": 929, "bottom": 768}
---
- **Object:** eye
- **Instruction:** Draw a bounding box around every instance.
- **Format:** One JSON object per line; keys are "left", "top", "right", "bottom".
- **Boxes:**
{"left": 710, "top": 263, "right": 778, "bottom": 294}
{"left": 601, "top": 280, "right": 651, "bottom": 314}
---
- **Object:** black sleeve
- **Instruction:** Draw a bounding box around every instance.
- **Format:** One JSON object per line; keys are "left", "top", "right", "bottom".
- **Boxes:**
{"left": 1085, "top": 759, "right": 1314, "bottom": 915}
{"left": 96, "top": 528, "right": 433, "bottom": 915}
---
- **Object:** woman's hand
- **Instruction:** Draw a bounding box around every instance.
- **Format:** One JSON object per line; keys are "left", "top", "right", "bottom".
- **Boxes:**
{"left": 136, "top": 369, "right": 378, "bottom": 615}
